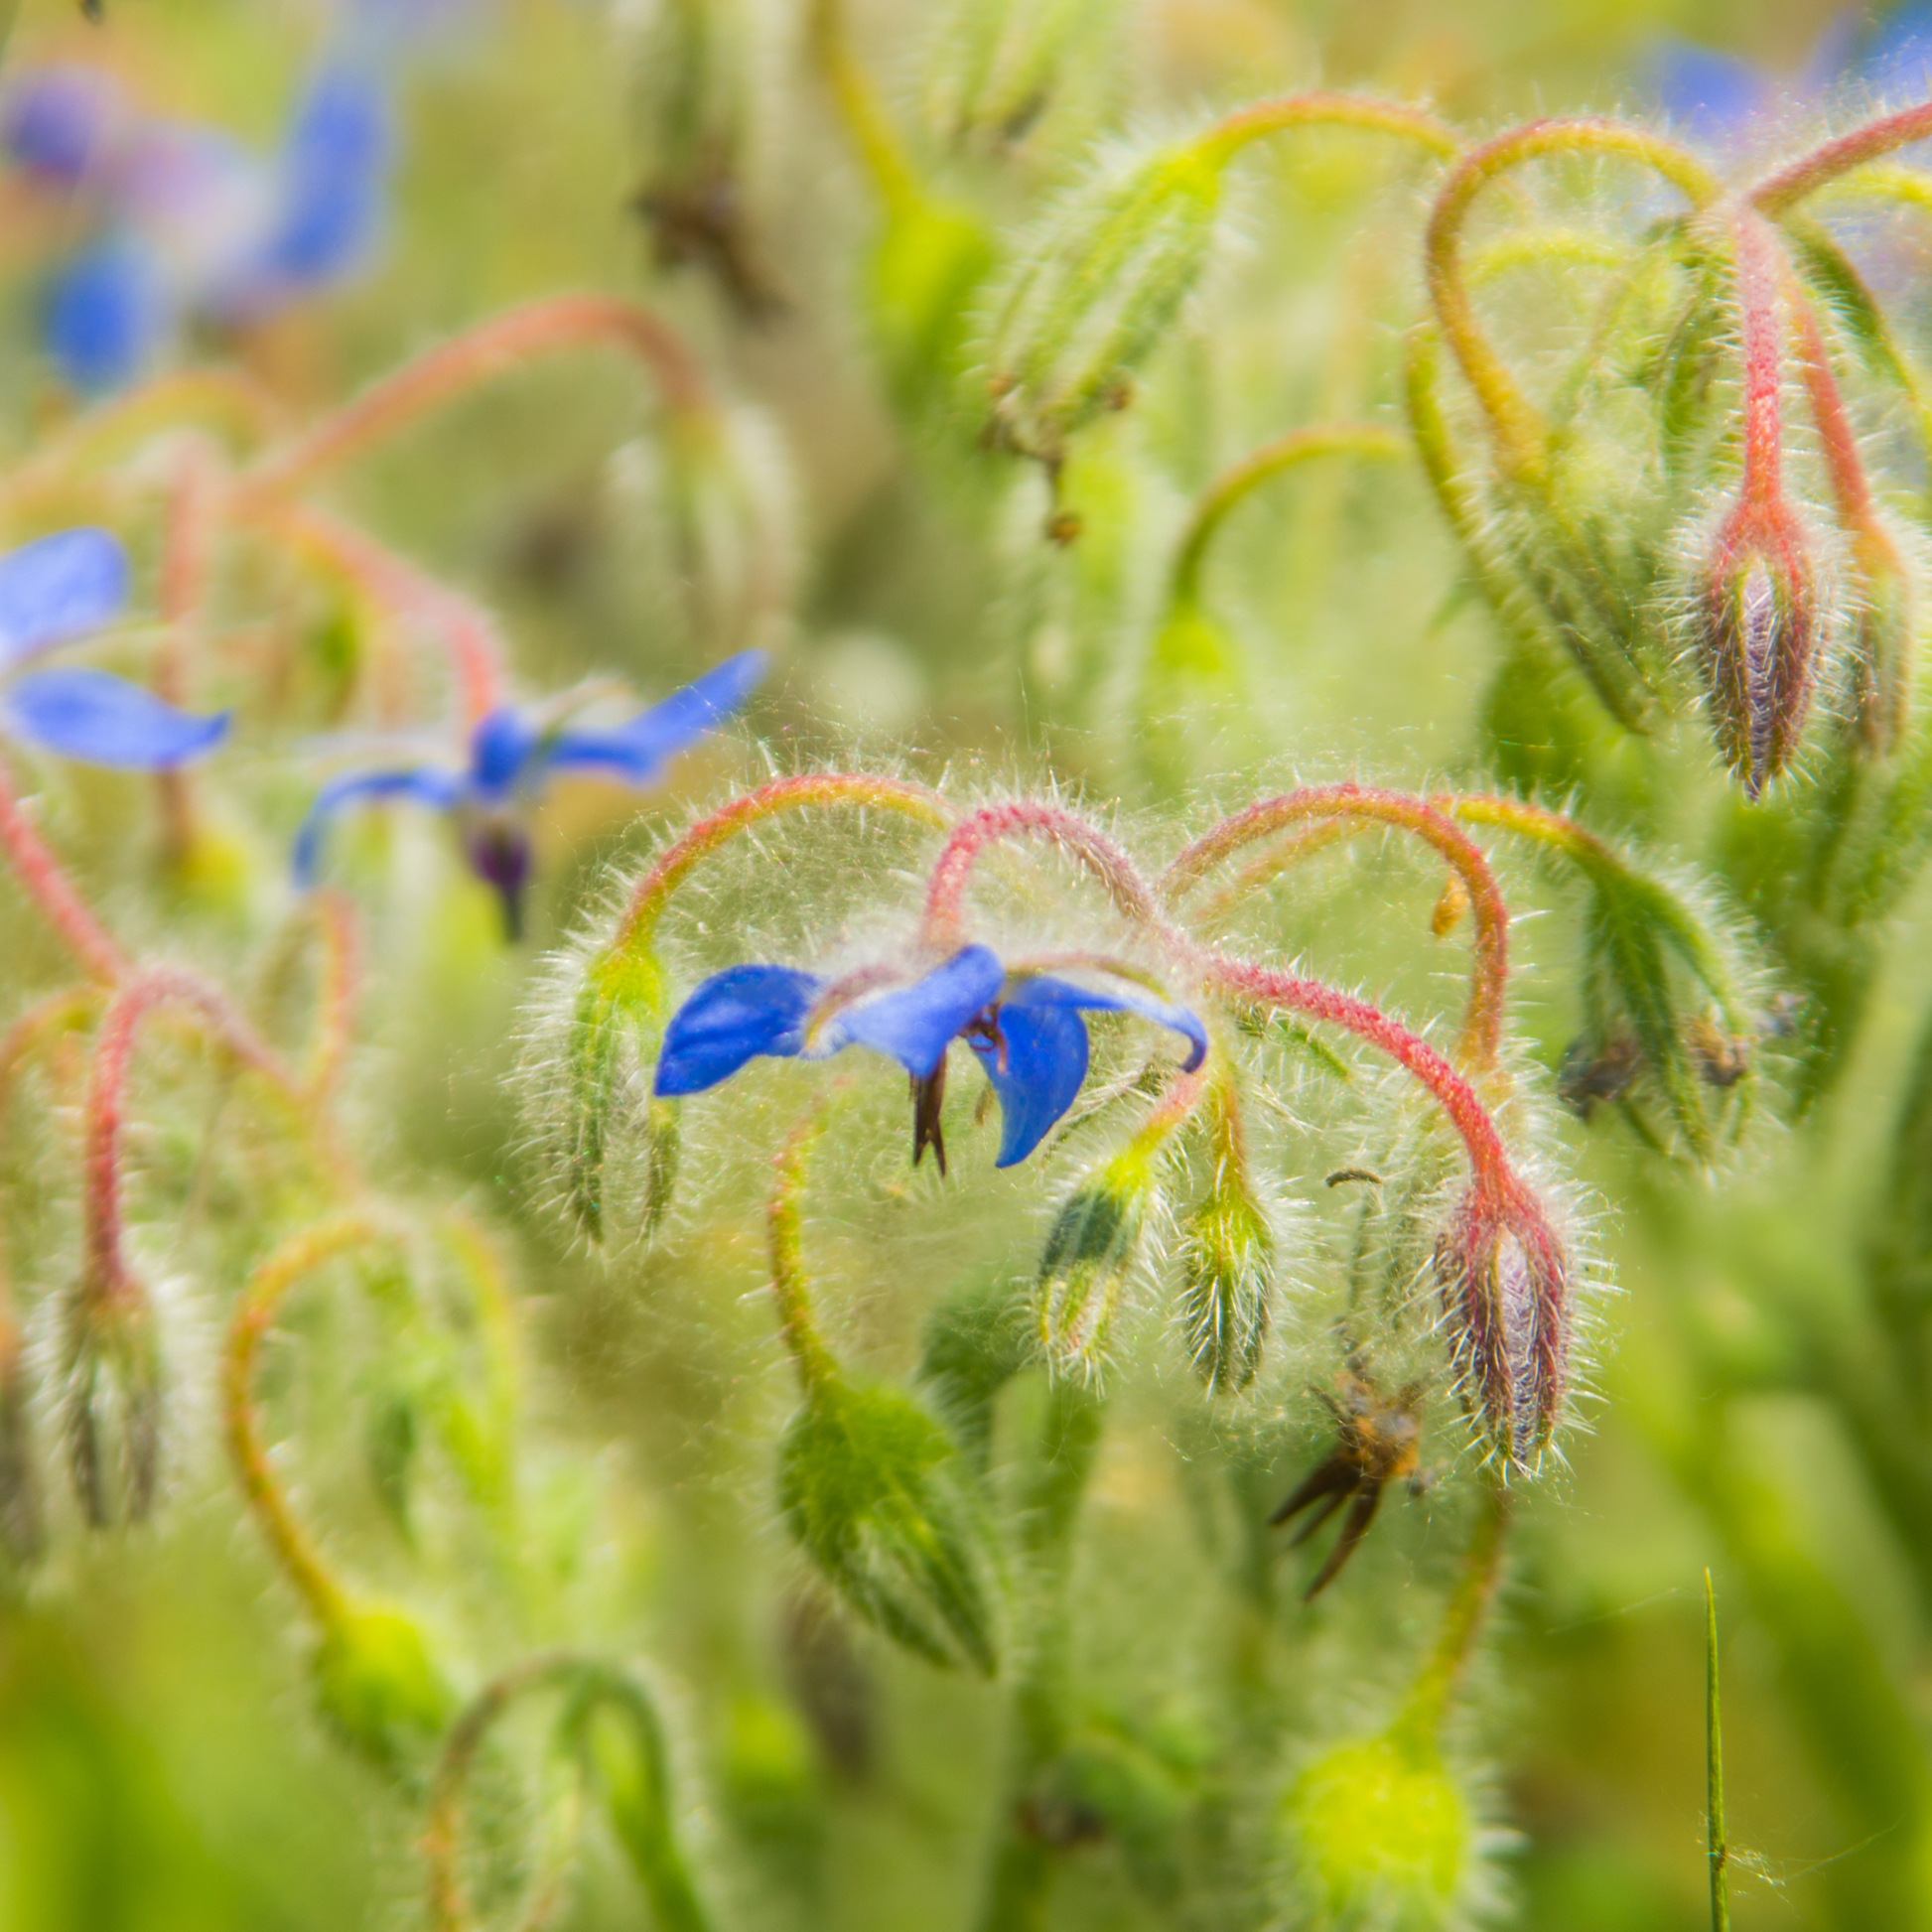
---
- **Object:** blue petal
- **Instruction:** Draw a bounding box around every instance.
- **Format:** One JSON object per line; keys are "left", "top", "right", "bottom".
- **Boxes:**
{"left": 821, "top": 945, "right": 1004, "bottom": 1080}
{"left": 654, "top": 964, "right": 823, "bottom": 1096}
{"left": 0, "top": 528, "right": 129, "bottom": 665}
{"left": 971, "top": 1005, "right": 1090, "bottom": 1168}
{"left": 292, "top": 764, "right": 464, "bottom": 885}
{"left": 45, "top": 240, "right": 168, "bottom": 395}
{"left": 2, "top": 667, "right": 228, "bottom": 769}
{"left": 1859, "top": 6, "right": 1932, "bottom": 92}
{"left": 3, "top": 66, "right": 127, "bottom": 185}
{"left": 1004, "top": 974, "right": 1209, "bottom": 1073}
{"left": 260, "top": 63, "right": 392, "bottom": 291}
{"left": 1650, "top": 42, "right": 1768, "bottom": 137}
{"left": 468, "top": 707, "right": 540, "bottom": 798}
{"left": 542, "top": 650, "right": 767, "bottom": 785}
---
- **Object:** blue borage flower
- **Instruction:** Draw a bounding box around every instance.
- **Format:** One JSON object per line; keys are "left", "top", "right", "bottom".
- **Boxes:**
{"left": 3, "top": 53, "right": 395, "bottom": 392}
{"left": 1655, "top": 8, "right": 1932, "bottom": 142}
{"left": 294, "top": 648, "right": 766, "bottom": 938}
{"left": 653, "top": 941, "right": 1209, "bottom": 1172}
{"left": 0, "top": 528, "right": 228, "bottom": 768}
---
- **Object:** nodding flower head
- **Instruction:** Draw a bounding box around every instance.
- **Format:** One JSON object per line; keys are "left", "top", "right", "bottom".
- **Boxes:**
{"left": 293, "top": 649, "right": 766, "bottom": 939}
{"left": 654, "top": 941, "right": 1207, "bottom": 1173}
{"left": 1696, "top": 498, "right": 1821, "bottom": 797}
{"left": 1434, "top": 1181, "right": 1569, "bottom": 1471}
{"left": 0, "top": 527, "right": 229, "bottom": 769}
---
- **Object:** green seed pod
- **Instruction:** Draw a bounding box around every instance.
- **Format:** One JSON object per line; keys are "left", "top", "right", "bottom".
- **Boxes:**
{"left": 919, "top": 0, "right": 1118, "bottom": 154}
{"left": 1179, "top": 1172, "right": 1275, "bottom": 1396}
{"left": 1035, "top": 1148, "right": 1156, "bottom": 1372}
{"left": 1278, "top": 1730, "right": 1478, "bottom": 1932}
{"left": 983, "top": 136, "right": 1223, "bottom": 466}
{"left": 311, "top": 1601, "right": 453, "bottom": 1778}
{"left": 778, "top": 1376, "right": 1001, "bottom": 1675}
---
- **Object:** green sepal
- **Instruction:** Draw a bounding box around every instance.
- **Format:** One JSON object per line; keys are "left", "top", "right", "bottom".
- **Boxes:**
{"left": 310, "top": 1602, "right": 453, "bottom": 1779}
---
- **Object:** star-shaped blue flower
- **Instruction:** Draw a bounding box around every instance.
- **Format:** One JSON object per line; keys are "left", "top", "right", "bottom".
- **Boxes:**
{"left": 4, "top": 53, "right": 395, "bottom": 393}
{"left": 653, "top": 942, "right": 1208, "bottom": 1171}
{"left": 0, "top": 527, "right": 228, "bottom": 768}
{"left": 293, "top": 648, "right": 767, "bottom": 937}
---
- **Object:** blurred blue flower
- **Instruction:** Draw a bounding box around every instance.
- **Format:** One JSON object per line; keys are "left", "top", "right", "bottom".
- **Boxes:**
{"left": 4, "top": 51, "right": 396, "bottom": 392}
{"left": 1655, "top": 8, "right": 1932, "bottom": 142}
{"left": 294, "top": 648, "right": 767, "bottom": 938}
{"left": 0, "top": 528, "right": 228, "bottom": 768}
{"left": 654, "top": 941, "right": 1207, "bottom": 1171}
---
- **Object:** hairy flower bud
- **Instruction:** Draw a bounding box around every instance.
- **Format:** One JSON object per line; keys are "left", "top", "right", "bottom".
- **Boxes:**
{"left": 1433, "top": 1184, "right": 1568, "bottom": 1469}
{"left": 311, "top": 1601, "right": 453, "bottom": 1777}
{"left": 60, "top": 1283, "right": 163, "bottom": 1527}
{"left": 1035, "top": 1149, "right": 1156, "bottom": 1372}
{"left": 984, "top": 137, "right": 1222, "bottom": 465}
{"left": 869, "top": 201, "right": 997, "bottom": 417}
{"left": 1277, "top": 1730, "right": 1478, "bottom": 1932}
{"left": 618, "top": 0, "right": 781, "bottom": 318}
{"left": 0, "top": 1317, "right": 41, "bottom": 1564}
{"left": 1178, "top": 1175, "right": 1275, "bottom": 1395}
{"left": 1697, "top": 500, "right": 1821, "bottom": 796}
{"left": 920, "top": 0, "right": 1116, "bottom": 154}
{"left": 778, "top": 1377, "right": 1001, "bottom": 1675}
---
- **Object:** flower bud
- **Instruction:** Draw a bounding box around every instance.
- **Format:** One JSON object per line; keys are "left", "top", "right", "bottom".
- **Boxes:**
{"left": 0, "top": 1321, "right": 43, "bottom": 1565}
{"left": 778, "top": 1377, "right": 1001, "bottom": 1675}
{"left": 983, "top": 137, "right": 1222, "bottom": 466}
{"left": 1277, "top": 1730, "right": 1477, "bottom": 1932}
{"left": 310, "top": 1601, "right": 453, "bottom": 1777}
{"left": 917, "top": 1283, "right": 1034, "bottom": 1472}
{"left": 1035, "top": 1149, "right": 1156, "bottom": 1372}
{"left": 618, "top": 0, "right": 781, "bottom": 319}
{"left": 1696, "top": 500, "right": 1821, "bottom": 797}
{"left": 613, "top": 402, "right": 796, "bottom": 653}
{"left": 557, "top": 943, "right": 678, "bottom": 1244}
{"left": 1433, "top": 1184, "right": 1568, "bottom": 1469}
{"left": 1178, "top": 1176, "right": 1275, "bottom": 1395}
{"left": 60, "top": 1285, "right": 163, "bottom": 1527}
{"left": 920, "top": 0, "right": 1115, "bottom": 155}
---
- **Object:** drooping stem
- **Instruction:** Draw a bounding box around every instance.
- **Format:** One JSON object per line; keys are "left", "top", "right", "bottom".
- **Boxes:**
{"left": 1706, "top": 1569, "right": 1730, "bottom": 1932}
{"left": 82, "top": 968, "right": 319, "bottom": 1316}
{"left": 805, "top": 0, "right": 921, "bottom": 215}
{"left": 236, "top": 295, "right": 715, "bottom": 503}
{"left": 612, "top": 773, "right": 951, "bottom": 957}
{"left": 1436, "top": 791, "right": 1612, "bottom": 871}
{"left": 0, "top": 751, "right": 129, "bottom": 983}
{"left": 1201, "top": 953, "right": 1518, "bottom": 1198}
{"left": 1788, "top": 288, "right": 1877, "bottom": 534}
{"left": 1163, "top": 784, "right": 1511, "bottom": 1070}
{"left": 302, "top": 888, "right": 361, "bottom": 1102}
{"left": 922, "top": 801, "right": 1167, "bottom": 951}
{"left": 1397, "top": 1477, "right": 1511, "bottom": 1738}
{"left": 1167, "top": 424, "right": 1408, "bottom": 607}
{"left": 225, "top": 1213, "right": 392, "bottom": 1630}
{"left": 767, "top": 1106, "right": 837, "bottom": 1393}
{"left": 1425, "top": 120, "right": 1720, "bottom": 478}
{"left": 1190, "top": 91, "right": 1459, "bottom": 169}
{"left": 1729, "top": 209, "right": 1787, "bottom": 513}
{"left": 1753, "top": 102, "right": 1932, "bottom": 215}
{"left": 246, "top": 499, "right": 508, "bottom": 724}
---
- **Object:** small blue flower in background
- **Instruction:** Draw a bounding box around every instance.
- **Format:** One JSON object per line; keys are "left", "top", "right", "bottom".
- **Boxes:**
{"left": 0, "top": 527, "right": 229, "bottom": 768}
{"left": 3, "top": 50, "right": 396, "bottom": 393}
{"left": 654, "top": 941, "right": 1208, "bottom": 1172}
{"left": 294, "top": 648, "right": 767, "bottom": 939}
{"left": 1655, "top": 7, "right": 1932, "bottom": 143}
